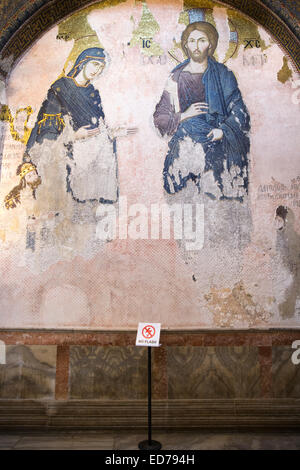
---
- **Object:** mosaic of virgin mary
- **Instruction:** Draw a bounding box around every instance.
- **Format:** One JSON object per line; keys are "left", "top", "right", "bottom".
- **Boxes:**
{"left": 6, "top": 47, "right": 136, "bottom": 208}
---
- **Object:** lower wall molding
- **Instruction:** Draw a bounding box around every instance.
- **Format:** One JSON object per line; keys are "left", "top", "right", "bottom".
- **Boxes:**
{"left": 0, "top": 399, "right": 299, "bottom": 430}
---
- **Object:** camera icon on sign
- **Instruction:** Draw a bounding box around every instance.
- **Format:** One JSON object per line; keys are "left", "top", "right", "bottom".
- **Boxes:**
{"left": 0, "top": 340, "right": 6, "bottom": 365}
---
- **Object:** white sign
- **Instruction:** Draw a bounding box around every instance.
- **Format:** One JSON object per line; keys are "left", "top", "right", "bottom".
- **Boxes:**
{"left": 291, "top": 340, "right": 300, "bottom": 365}
{"left": 136, "top": 323, "right": 161, "bottom": 347}
{"left": 0, "top": 340, "right": 6, "bottom": 365}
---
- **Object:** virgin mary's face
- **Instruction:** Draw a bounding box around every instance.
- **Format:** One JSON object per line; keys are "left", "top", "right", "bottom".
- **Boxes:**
{"left": 84, "top": 60, "right": 105, "bottom": 82}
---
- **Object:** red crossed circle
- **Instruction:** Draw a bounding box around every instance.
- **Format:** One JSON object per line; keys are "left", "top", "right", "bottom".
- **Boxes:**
{"left": 142, "top": 325, "right": 156, "bottom": 339}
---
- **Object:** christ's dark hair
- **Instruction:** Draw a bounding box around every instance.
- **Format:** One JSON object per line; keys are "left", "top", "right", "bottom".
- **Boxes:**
{"left": 181, "top": 21, "right": 219, "bottom": 57}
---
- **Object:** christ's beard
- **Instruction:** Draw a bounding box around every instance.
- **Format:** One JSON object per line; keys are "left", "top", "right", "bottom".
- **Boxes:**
{"left": 189, "top": 50, "right": 209, "bottom": 63}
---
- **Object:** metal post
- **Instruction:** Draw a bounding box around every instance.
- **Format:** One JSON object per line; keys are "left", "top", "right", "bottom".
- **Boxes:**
{"left": 138, "top": 347, "right": 162, "bottom": 450}
{"left": 148, "top": 346, "right": 152, "bottom": 444}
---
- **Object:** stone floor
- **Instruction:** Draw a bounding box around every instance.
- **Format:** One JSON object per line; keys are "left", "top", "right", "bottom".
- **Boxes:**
{"left": 0, "top": 431, "right": 300, "bottom": 450}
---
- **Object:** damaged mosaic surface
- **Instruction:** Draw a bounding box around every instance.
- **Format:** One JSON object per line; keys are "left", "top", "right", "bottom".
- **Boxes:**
{"left": 0, "top": 0, "right": 299, "bottom": 329}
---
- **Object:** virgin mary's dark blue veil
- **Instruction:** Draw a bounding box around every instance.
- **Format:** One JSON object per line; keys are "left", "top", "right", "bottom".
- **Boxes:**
{"left": 67, "top": 47, "right": 106, "bottom": 78}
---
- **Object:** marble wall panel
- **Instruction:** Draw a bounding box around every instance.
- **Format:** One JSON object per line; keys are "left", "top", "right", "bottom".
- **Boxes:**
{"left": 0, "top": 345, "right": 56, "bottom": 399}
{"left": 167, "top": 346, "right": 261, "bottom": 399}
{"left": 272, "top": 346, "right": 300, "bottom": 398}
{"left": 69, "top": 346, "right": 148, "bottom": 400}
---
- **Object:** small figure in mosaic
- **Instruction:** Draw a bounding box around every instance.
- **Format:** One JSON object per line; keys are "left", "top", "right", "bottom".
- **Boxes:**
{"left": 4, "top": 162, "right": 41, "bottom": 209}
